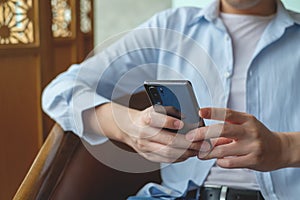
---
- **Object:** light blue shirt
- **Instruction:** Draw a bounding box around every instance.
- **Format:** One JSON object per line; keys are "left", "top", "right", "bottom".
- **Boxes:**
{"left": 42, "top": 0, "right": 300, "bottom": 199}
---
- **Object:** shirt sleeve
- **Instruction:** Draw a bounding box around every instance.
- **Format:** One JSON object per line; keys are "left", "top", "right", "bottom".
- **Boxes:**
{"left": 41, "top": 9, "right": 177, "bottom": 145}
{"left": 42, "top": 60, "right": 111, "bottom": 145}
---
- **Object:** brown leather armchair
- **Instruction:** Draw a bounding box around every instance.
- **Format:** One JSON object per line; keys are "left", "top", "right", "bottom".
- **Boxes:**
{"left": 13, "top": 93, "right": 161, "bottom": 200}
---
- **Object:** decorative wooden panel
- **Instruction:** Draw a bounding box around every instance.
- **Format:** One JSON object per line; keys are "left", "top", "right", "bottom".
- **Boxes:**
{"left": 0, "top": 0, "right": 38, "bottom": 46}
{"left": 80, "top": 0, "right": 92, "bottom": 34}
{"left": 51, "top": 0, "right": 75, "bottom": 38}
{"left": 0, "top": 0, "right": 94, "bottom": 199}
{"left": 0, "top": 1, "right": 42, "bottom": 200}
{"left": 77, "top": 0, "right": 94, "bottom": 62}
{"left": 50, "top": 0, "right": 94, "bottom": 75}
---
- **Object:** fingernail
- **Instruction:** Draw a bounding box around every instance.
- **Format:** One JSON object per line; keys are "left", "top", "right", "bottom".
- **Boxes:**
{"left": 174, "top": 120, "right": 183, "bottom": 129}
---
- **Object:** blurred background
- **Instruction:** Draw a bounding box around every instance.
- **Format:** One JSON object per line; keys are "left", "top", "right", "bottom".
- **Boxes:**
{"left": 0, "top": 0, "right": 299, "bottom": 199}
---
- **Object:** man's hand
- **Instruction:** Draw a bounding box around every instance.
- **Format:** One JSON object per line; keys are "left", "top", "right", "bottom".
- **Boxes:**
{"left": 92, "top": 103, "right": 208, "bottom": 163}
{"left": 185, "top": 107, "right": 291, "bottom": 171}
{"left": 122, "top": 105, "right": 211, "bottom": 163}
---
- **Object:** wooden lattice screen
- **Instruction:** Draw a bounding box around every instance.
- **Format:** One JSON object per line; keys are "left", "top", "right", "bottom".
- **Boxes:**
{"left": 0, "top": 1, "right": 94, "bottom": 199}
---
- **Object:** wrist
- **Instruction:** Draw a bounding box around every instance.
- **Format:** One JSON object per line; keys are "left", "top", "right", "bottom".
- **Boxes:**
{"left": 106, "top": 103, "right": 139, "bottom": 145}
{"left": 93, "top": 102, "right": 126, "bottom": 142}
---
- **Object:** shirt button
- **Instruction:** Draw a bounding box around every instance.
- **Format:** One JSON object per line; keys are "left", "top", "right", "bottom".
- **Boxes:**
{"left": 224, "top": 71, "right": 231, "bottom": 78}
{"left": 249, "top": 70, "right": 253, "bottom": 77}
{"left": 225, "top": 35, "right": 230, "bottom": 41}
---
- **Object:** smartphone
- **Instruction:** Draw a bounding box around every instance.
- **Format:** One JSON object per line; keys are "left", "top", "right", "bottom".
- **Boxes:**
{"left": 144, "top": 80, "right": 205, "bottom": 134}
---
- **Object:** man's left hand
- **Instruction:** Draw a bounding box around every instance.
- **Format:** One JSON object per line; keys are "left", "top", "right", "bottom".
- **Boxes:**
{"left": 186, "top": 107, "right": 290, "bottom": 171}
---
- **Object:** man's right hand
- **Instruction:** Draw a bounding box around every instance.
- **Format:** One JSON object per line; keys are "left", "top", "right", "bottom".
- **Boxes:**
{"left": 84, "top": 103, "right": 208, "bottom": 163}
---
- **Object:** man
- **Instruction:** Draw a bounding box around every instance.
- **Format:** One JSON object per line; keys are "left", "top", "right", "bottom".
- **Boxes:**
{"left": 42, "top": 0, "right": 300, "bottom": 199}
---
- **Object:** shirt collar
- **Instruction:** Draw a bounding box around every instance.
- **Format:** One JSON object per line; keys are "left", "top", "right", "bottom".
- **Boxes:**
{"left": 188, "top": 0, "right": 300, "bottom": 27}
{"left": 274, "top": 0, "right": 300, "bottom": 26}
{"left": 188, "top": 0, "right": 220, "bottom": 26}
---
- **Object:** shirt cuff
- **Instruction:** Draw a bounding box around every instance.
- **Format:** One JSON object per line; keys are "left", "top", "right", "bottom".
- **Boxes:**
{"left": 70, "top": 89, "right": 111, "bottom": 145}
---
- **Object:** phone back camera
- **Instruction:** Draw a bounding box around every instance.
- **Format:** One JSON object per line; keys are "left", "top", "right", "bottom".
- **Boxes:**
{"left": 149, "top": 86, "right": 163, "bottom": 105}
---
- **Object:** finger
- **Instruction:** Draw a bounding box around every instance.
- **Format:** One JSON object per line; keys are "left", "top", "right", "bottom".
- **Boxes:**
{"left": 216, "top": 154, "right": 254, "bottom": 169}
{"left": 199, "top": 137, "right": 232, "bottom": 151}
{"left": 140, "top": 151, "right": 194, "bottom": 163}
{"left": 136, "top": 140, "right": 198, "bottom": 162}
{"left": 188, "top": 139, "right": 213, "bottom": 152}
{"left": 143, "top": 108, "right": 184, "bottom": 130}
{"left": 138, "top": 152, "right": 175, "bottom": 163}
{"left": 185, "top": 126, "right": 214, "bottom": 141}
{"left": 135, "top": 126, "right": 163, "bottom": 139}
{"left": 153, "top": 129, "right": 218, "bottom": 153}
{"left": 215, "top": 137, "right": 234, "bottom": 146}
{"left": 162, "top": 106, "right": 185, "bottom": 119}
{"left": 156, "top": 146, "right": 198, "bottom": 161}
{"left": 186, "top": 123, "right": 244, "bottom": 141}
{"left": 149, "top": 130, "right": 193, "bottom": 149}
{"left": 198, "top": 142, "right": 248, "bottom": 160}
{"left": 200, "top": 107, "right": 249, "bottom": 124}
{"left": 136, "top": 125, "right": 194, "bottom": 150}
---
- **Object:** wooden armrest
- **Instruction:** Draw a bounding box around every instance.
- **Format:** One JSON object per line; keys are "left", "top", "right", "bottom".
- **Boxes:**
{"left": 13, "top": 124, "right": 80, "bottom": 200}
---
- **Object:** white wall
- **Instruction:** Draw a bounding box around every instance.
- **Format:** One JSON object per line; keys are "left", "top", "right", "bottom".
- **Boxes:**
{"left": 282, "top": 0, "right": 300, "bottom": 12}
{"left": 94, "top": 0, "right": 172, "bottom": 45}
{"left": 172, "top": 0, "right": 300, "bottom": 12}
{"left": 94, "top": 0, "right": 299, "bottom": 46}
{"left": 172, "top": 0, "right": 211, "bottom": 8}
